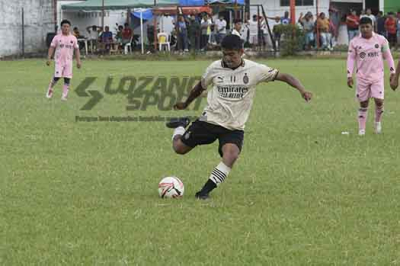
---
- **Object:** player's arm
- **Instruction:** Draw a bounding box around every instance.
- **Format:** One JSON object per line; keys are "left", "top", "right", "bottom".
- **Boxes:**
{"left": 173, "top": 81, "right": 205, "bottom": 110}
{"left": 381, "top": 40, "right": 397, "bottom": 90}
{"left": 346, "top": 40, "right": 356, "bottom": 88}
{"left": 274, "top": 73, "right": 312, "bottom": 102}
{"left": 75, "top": 48, "right": 82, "bottom": 69}
{"left": 46, "top": 41, "right": 56, "bottom": 66}
{"left": 391, "top": 59, "right": 400, "bottom": 90}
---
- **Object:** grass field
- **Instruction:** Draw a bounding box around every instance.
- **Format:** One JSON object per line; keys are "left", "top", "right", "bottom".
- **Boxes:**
{"left": 2, "top": 58, "right": 400, "bottom": 265}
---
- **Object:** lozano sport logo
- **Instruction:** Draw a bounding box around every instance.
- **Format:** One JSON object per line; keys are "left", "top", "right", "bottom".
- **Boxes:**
{"left": 75, "top": 76, "right": 203, "bottom": 111}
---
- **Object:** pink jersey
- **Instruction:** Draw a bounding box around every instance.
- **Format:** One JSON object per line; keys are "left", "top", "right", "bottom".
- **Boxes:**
{"left": 347, "top": 33, "right": 395, "bottom": 83}
{"left": 50, "top": 33, "right": 79, "bottom": 66}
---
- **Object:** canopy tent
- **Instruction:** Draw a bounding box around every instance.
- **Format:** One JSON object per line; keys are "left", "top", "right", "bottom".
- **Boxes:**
{"left": 152, "top": 6, "right": 212, "bottom": 16}
{"left": 62, "top": 0, "right": 244, "bottom": 10}
{"left": 62, "top": 0, "right": 180, "bottom": 11}
{"left": 208, "top": 0, "right": 244, "bottom": 4}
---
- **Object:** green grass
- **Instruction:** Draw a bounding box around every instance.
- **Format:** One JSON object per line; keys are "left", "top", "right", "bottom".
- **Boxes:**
{"left": 1, "top": 58, "right": 400, "bottom": 265}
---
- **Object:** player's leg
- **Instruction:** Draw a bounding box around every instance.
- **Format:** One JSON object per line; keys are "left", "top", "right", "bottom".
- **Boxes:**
{"left": 373, "top": 98, "right": 384, "bottom": 133}
{"left": 61, "top": 64, "right": 73, "bottom": 101}
{"left": 47, "top": 63, "right": 63, "bottom": 98}
{"left": 61, "top": 77, "right": 71, "bottom": 101}
{"left": 371, "top": 80, "right": 384, "bottom": 134}
{"left": 166, "top": 117, "right": 193, "bottom": 154}
{"left": 195, "top": 130, "right": 243, "bottom": 200}
{"left": 356, "top": 79, "right": 370, "bottom": 136}
{"left": 358, "top": 100, "right": 369, "bottom": 136}
{"left": 46, "top": 77, "right": 60, "bottom": 99}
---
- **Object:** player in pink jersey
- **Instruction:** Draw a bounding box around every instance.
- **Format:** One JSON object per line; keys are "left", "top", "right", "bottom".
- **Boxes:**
{"left": 347, "top": 17, "right": 395, "bottom": 136}
{"left": 46, "top": 20, "right": 82, "bottom": 101}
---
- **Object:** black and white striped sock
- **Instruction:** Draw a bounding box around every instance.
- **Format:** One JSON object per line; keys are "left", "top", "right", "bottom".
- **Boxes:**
{"left": 209, "top": 162, "right": 231, "bottom": 186}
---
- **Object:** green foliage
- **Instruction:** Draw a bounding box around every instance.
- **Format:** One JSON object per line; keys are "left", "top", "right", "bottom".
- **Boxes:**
{"left": 275, "top": 24, "right": 305, "bottom": 56}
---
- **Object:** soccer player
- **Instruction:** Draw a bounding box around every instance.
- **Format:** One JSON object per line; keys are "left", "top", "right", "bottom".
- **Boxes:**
{"left": 46, "top": 20, "right": 82, "bottom": 101}
{"left": 347, "top": 17, "right": 395, "bottom": 136}
{"left": 166, "top": 35, "right": 312, "bottom": 200}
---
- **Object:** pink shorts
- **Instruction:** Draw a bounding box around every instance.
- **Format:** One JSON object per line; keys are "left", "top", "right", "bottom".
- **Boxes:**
{"left": 356, "top": 79, "right": 384, "bottom": 102}
{"left": 54, "top": 63, "right": 73, "bottom": 78}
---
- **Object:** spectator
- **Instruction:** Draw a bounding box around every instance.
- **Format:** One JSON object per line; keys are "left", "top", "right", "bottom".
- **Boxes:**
{"left": 337, "top": 14, "right": 349, "bottom": 45}
{"left": 231, "top": 19, "right": 242, "bottom": 37}
{"left": 346, "top": 10, "right": 360, "bottom": 41}
{"left": 298, "top": 12, "right": 315, "bottom": 50}
{"left": 281, "top": 11, "right": 290, "bottom": 25}
{"left": 122, "top": 23, "right": 133, "bottom": 47}
{"left": 272, "top": 16, "right": 282, "bottom": 50}
{"left": 317, "top": 12, "right": 332, "bottom": 50}
{"left": 200, "top": 14, "right": 211, "bottom": 50}
{"left": 99, "top": 26, "right": 113, "bottom": 53}
{"left": 397, "top": 12, "right": 400, "bottom": 46}
{"left": 73, "top": 27, "right": 85, "bottom": 51}
{"left": 361, "top": 8, "right": 376, "bottom": 29}
{"left": 177, "top": 16, "right": 189, "bottom": 52}
{"left": 188, "top": 16, "right": 200, "bottom": 52}
{"left": 376, "top": 11, "right": 386, "bottom": 36}
{"left": 385, "top": 12, "right": 397, "bottom": 48}
{"left": 86, "top": 25, "right": 101, "bottom": 52}
{"left": 116, "top": 25, "right": 124, "bottom": 43}
{"left": 248, "top": 15, "right": 258, "bottom": 46}
{"left": 215, "top": 15, "right": 227, "bottom": 44}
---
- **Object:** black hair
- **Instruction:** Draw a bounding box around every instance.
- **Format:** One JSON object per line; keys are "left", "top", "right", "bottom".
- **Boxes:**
{"left": 221, "top": 35, "right": 243, "bottom": 50}
{"left": 233, "top": 19, "right": 242, "bottom": 24}
{"left": 359, "top": 17, "right": 373, "bottom": 25}
{"left": 60, "top": 20, "right": 71, "bottom": 26}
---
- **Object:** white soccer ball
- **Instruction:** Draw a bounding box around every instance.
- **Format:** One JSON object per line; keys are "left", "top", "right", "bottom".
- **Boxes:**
{"left": 158, "top": 176, "right": 184, "bottom": 198}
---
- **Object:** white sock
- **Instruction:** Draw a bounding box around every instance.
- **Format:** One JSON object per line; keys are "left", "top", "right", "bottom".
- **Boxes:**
{"left": 209, "top": 162, "right": 231, "bottom": 186}
{"left": 172, "top": 126, "right": 185, "bottom": 141}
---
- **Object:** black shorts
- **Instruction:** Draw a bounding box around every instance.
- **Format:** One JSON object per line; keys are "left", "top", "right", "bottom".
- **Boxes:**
{"left": 180, "top": 120, "right": 244, "bottom": 157}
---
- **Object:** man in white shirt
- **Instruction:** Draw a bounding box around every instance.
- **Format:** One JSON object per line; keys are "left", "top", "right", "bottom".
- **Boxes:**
{"left": 166, "top": 35, "right": 312, "bottom": 199}
{"left": 231, "top": 19, "right": 242, "bottom": 37}
{"left": 215, "top": 15, "right": 227, "bottom": 44}
{"left": 360, "top": 8, "right": 376, "bottom": 29}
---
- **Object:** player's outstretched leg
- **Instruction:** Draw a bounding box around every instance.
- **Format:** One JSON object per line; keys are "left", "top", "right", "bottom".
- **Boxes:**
{"left": 195, "top": 143, "right": 239, "bottom": 200}
{"left": 166, "top": 117, "right": 192, "bottom": 154}
{"left": 374, "top": 98, "right": 384, "bottom": 134}
{"left": 46, "top": 77, "right": 60, "bottom": 99}
{"left": 61, "top": 78, "right": 71, "bottom": 101}
{"left": 358, "top": 100, "right": 369, "bottom": 136}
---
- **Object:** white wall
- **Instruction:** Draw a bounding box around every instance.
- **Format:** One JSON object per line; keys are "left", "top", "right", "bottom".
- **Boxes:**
{"left": 250, "top": 0, "right": 330, "bottom": 26}
{"left": 0, "top": 0, "right": 54, "bottom": 57}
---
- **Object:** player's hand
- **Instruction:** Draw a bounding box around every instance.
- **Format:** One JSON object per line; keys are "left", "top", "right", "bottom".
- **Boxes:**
{"left": 77, "top": 62, "right": 82, "bottom": 69}
{"left": 173, "top": 102, "right": 188, "bottom": 110}
{"left": 347, "top": 77, "right": 353, "bottom": 88}
{"left": 390, "top": 74, "right": 398, "bottom": 91}
{"left": 301, "top": 91, "right": 312, "bottom": 102}
{"left": 46, "top": 60, "right": 51, "bottom": 66}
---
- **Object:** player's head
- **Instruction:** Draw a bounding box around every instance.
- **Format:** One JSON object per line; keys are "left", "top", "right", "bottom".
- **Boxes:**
{"left": 60, "top": 20, "right": 71, "bottom": 35}
{"left": 366, "top": 8, "right": 372, "bottom": 15}
{"left": 359, "top": 17, "right": 373, "bottom": 38}
{"left": 233, "top": 19, "right": 242, "bottom": 31}
{"left": 221, "top": 35, "right": 244, "bottom": 69}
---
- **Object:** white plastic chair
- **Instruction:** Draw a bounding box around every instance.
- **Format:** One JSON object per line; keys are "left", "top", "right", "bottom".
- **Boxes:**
{"left": 157, "top": 33, "right": 170, "bottom": 52}
{"left": 124, "top": 35, "right": 133, "bottom": 54}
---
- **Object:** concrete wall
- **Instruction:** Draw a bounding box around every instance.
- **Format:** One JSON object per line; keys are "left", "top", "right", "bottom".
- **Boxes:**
{"left": 0, "top": 0, "right": 55, "bottom": 57}
{"left": 250, "top": 0, "right": 330, "bottom": 24}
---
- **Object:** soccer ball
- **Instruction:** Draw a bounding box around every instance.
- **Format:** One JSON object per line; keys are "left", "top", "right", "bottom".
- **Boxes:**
{"left": 158, "top": 176, "right": 184, "bottom": 198}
